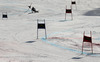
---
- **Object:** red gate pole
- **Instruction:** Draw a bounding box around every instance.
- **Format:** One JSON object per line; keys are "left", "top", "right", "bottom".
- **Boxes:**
{"left": 44, "top": 19, "right": 47, "bottom": 39}
{"left": 82, "top": 42, "right": 84, "bottom": 54}
{"left": 75, "top": 0, "right": 77, "bottom": 10}
{"left": 65, "top": 5, "right": 67, "bottom": 20}
{"left": 75, "top": 1, "right": 77, "bottom": 10}
{"left": 71, "top": 5, "right": 73, "bottom": 20}
{"left": 82, "top": 31, "right": 85, "bottom": 54}
{"left": 90, "top": 31, "right": 93, "bottom": 53}
{"left": 37, "top": 19, "right": 39, "bottom": 39}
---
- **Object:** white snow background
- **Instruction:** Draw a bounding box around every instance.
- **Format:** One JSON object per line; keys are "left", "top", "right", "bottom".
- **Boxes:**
{"left": 0, "top": 0, "right": 100, "bottom": 62}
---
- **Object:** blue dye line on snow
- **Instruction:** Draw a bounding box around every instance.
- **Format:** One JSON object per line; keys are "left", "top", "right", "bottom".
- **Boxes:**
{"left": 41, "top": 29, "right": 100, "bottom": 56}
{"left": 41, "top": 38, "right": 87, "bottom": 55}
{"left": 41, "top": 38, "right": 100, "bottom": 57}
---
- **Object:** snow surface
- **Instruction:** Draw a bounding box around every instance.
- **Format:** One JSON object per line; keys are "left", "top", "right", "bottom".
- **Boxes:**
{"left": 0, "top": 0, "right": 100, "bottom": 62}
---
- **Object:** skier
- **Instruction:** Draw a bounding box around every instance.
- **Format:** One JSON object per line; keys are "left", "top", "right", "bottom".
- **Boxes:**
{"left": 31, "top": 7, "right": 39, "bottom": 13}
{"left": 28, "top": 5, "right": 31, "bottom": 9}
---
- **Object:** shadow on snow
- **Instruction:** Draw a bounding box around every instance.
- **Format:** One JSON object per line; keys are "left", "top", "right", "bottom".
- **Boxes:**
{"left": 25, "top": 41, "right": 36, "bottom": 43}
{"left": 83, "top": 8, "right": 100, "bottom": 16}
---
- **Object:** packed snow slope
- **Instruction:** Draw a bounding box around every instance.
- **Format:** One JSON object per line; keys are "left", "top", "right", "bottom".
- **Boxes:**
{"left": 0, "top": 0, "right": 100, "bottom": 62}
